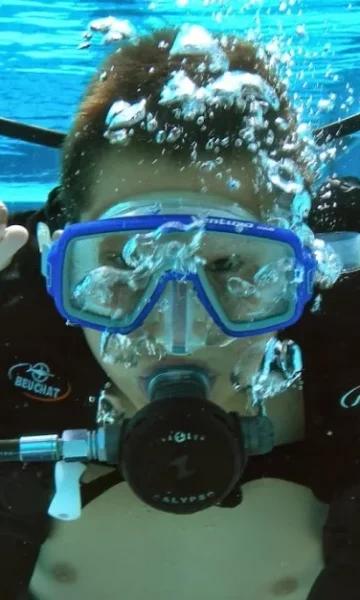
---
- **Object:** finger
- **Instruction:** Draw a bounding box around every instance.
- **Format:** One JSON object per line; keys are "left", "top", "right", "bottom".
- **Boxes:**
{"left": 0, "top": 202, "right": 8, "bottom": 235}
{"left": 36, "top": 221, "right": 51, "bottom": 252}
{"left": 0, "top": 226, "right": 29, "bottom": 270}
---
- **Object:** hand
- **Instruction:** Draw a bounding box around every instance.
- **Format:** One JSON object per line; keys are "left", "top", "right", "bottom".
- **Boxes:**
{"left": 0, "top": 202, "right": 29, "bottom": 270}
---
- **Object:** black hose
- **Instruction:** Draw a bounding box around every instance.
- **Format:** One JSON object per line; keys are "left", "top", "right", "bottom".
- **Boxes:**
{"left": 0, "top": 439, "right": 20, "bottom": 461}
{"left": 314, "top": 112, "right": 360, "bottom": 144}
{"left": 0, "top": 111, "right": 360, "bottom": 149}
{"left": 0, "top": 117, "right": 65, "bottom": 148}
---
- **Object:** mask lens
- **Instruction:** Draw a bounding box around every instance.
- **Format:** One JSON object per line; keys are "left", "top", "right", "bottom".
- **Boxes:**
{"left": 64, "top": 231, "right": 153, "bottom": 326}
{"left": 61, "top": 223, "right": 301, "bottom": 333}
{"left": 63, "top": 225, "right": 203, "bottom": 328}
{"left": 201, "top": 233, "right": 299, "bottom": 326}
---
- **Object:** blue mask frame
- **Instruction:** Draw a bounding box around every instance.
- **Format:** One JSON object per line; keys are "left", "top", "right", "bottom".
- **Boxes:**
{"left": 41, "top": 214, "right": 317, "bottom": 337}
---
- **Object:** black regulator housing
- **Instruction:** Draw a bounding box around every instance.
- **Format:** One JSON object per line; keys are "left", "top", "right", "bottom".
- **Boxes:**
{"left": 118, "top": 369, "right": 248, "bottom": 514}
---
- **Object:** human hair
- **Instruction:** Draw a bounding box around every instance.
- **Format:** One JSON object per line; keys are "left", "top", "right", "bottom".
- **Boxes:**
{"left": 59, "top": 27, "right": 315, "bottom": 221}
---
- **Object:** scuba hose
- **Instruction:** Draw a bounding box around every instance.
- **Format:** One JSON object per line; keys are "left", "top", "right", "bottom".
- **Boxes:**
{"left": 0, "top": 111, "right": 360, "bottom": 148}
{"left": 0, "top": 368, "right": 274, "bottom": 517}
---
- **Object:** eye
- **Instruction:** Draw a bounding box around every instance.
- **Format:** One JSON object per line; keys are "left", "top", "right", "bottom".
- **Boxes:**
{"left": 208, "top": 255, "right": 245, "bottom": 272}
{"left": 101, "top": 250, "right": 133, "bottom": 269}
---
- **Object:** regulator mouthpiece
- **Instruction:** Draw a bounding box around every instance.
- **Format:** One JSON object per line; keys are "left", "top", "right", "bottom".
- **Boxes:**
{"left": 147, "top": 366, "right": 211, "bottom": 402}
{"left": 118, "top": 367, "right": 246, "bottom": 514}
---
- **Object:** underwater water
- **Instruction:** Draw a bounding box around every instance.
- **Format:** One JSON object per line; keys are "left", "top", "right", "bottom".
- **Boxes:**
{"left": 0, "top": 0, "right": 359, "bottom": 209}
{"left": 1, "top": 3, "right": 360, "bottom": 600}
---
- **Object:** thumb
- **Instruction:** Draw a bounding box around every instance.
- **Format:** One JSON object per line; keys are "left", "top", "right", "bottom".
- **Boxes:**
{"left": 0, "top": 225, "right": 29, "bottom": 270}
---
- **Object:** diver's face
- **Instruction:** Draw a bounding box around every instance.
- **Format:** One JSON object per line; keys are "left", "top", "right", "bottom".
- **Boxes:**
{"left": 79, "top": 151, "right": 275, "bottom": 412}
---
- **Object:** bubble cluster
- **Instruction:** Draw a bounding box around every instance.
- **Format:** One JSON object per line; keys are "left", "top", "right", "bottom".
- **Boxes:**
{"left": 99, "top": 23, "right": 319, "bottom": 233}
{"left": 104, "top": 99, "right": 146, "bottom": 145}
{"left": 249, "top": 337, "right": 303, "bottom": 405}
{"left": 230, "top": 335, "right": 302, "bottom": 402}
{"left": 121, "top": 219, "right": 207, "bottom": 274}
{"left": 311, "top": 238, "right": 343, "bottom": 288}
{"left": 169, "top": 23, "right": 229, "bottom": 73}
{"left": 100, "top": 330, "right": 166, "bottom": 367}
{"left": 99, "top": 22, "right": 320, "bottom": 235}
{"left": 263, "top": 155, "right": 305, "bottom": 195}
{"left": 155, "top": 67, "right": 281, "bottom": 139}
{"left": 79, "top": 17, "right": 137, "bottom": 49}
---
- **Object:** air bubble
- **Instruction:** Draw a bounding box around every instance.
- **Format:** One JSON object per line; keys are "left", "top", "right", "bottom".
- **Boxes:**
{"left": 104, "top": 128, "right": 129, "bottom": 145}
{"left": 156, "top": 130, "right": 166, "bottom": 144}
{"left": 200, "top": 161, "right": 216, "bottom": 172}
{"left": 295, "top": 25, "right": 306, "bottom": 36}
{"left": 317, "top": 97, "right": 335, "bottom": 112}
{"left": 227, "top": 178, "right": 241, "bottom": 191}
{"left": 205, "top": 138, "right": 215, "bottom": 150}
{"left": 254, "top": 264, "right": 279, "bottom": 287}
{"left": 166, "top": 127, "right": 182, "bottom": 143}
{"left": 265, "top": 130, "right": 275, "bottom": 145}
{"left": 274, "top": 117, "right": 289, "bottom": 132}
{"left": 227, "top": 277, "right": 256, "bottom": 297}
{"left": 146, "top": 115, "right": 158, "bottom": 132}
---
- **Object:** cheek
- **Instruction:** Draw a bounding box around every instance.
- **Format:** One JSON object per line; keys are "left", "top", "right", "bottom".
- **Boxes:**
{"left": 82, "top": 327, "right": 134, "bottom": 389}
{"left": 193, "top": 334, "right": 270, "bottom": 378}
{"left": 226, "top": 334, "right": 271, "bottom": 378}
{"left": 82, "top": 327, "right": 155, "bottom": 377}
{"left": 83, "top": 327, "right": 102, "bottom": 362}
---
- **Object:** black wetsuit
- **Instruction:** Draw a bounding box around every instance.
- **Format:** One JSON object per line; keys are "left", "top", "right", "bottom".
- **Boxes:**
{"left": 0, "top": 197, "right": 107, "bottom": 599}
{"left": 1, "top": 181, "right": 360, "bottom": 599}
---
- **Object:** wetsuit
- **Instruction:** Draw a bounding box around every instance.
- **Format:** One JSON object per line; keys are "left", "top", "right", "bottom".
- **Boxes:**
{"left": 0, "top": 192, "right": 107, "bottom": 599}
{"left": 1, "top": 179, "right": 360, "bottom": 598}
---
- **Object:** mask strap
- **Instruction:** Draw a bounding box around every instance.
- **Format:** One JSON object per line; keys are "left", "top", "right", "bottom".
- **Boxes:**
{"left": 316, "top": 231, "right": 360, "bottom": 274}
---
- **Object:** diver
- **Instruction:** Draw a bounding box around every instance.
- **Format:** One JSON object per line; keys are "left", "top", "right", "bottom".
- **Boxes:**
{"left": 0, "top": 24, "right": 360, "bottom": 600}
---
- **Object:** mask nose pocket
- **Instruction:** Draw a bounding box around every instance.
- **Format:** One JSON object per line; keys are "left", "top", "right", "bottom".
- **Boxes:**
{"left": 153, "top": 279, "right": 211, "bottom": 355}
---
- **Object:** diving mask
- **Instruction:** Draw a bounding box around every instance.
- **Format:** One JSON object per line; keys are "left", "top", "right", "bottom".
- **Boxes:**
{"left": 38, "top": 192, "right": 359, "bottom": 355}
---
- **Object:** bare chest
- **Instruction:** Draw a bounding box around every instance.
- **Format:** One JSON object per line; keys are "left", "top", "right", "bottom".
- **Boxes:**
{"left": 31, "top": 471, "right": 328, "bottom": 600}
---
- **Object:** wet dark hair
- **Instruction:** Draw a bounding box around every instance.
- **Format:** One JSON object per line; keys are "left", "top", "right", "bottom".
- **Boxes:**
{"left": 59, "top": 27, "right": 314, "bottom": 221}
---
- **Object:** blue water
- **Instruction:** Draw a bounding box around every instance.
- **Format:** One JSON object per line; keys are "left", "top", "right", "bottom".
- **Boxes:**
{"left": 1, "top": 0, "right": 359, "bottom": 210}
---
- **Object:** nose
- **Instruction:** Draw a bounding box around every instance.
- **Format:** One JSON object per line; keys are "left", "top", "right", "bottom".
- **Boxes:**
{"left": 145, "top": 279, "right": 212, "bottom": 355}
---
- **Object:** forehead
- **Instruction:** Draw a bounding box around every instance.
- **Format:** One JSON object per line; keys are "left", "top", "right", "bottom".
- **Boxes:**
{"left": 80, "top": 150, "right": 269, "bottom": 222}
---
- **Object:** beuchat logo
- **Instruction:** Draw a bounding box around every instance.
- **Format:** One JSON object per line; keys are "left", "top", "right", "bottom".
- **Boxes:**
{"left": 8, "top": 361, "right": 72, "bottom": 402}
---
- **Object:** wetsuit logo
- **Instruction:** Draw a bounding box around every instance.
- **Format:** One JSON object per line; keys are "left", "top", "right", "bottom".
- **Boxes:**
{"left": 8, "top": 361, "right": 72, "bottom": 402}
{"left": 339, "top": 385, "right": 360, "bottom": 409}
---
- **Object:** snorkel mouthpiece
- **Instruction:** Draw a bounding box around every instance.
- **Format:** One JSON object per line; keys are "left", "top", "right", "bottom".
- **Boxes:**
{"left": 118, "top": 367, "right": 247, "bottom": 514}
